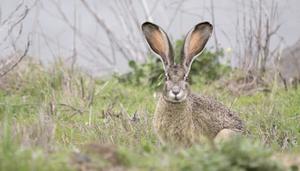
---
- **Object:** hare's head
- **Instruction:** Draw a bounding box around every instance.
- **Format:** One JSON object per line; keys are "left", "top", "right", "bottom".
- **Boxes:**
{"left": 142, "top": 22, "right": 213, "bottom": 103}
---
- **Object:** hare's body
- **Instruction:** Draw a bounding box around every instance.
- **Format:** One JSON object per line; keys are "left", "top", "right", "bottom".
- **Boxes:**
{"left": 153, "top": 95, "right": 194, "bottom": 145}
{"left": 141, "top": 21, "right": 244, "bottom": 146}
{"left": 154, "top": 93, "right": 244, "bottom": 145}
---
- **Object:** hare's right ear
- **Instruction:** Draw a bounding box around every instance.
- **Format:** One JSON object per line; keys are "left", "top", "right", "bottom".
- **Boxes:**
{"left": 181, "top": 22, "right": 213, "bottom": 78}
{"left": 142, "top": 22, "right": 174, "bottom": 71}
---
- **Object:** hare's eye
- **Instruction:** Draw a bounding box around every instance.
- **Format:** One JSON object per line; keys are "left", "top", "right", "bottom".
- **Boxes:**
{"left": 184, "top": 75, "right": 189, "bottom": 81}
{"left": 165, "top": 73, "right": 170, "bottom": 80}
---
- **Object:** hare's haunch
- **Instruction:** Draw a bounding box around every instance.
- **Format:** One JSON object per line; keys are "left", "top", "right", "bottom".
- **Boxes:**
{"left": 141, "top": 21, "right": 244, "bottom": 146}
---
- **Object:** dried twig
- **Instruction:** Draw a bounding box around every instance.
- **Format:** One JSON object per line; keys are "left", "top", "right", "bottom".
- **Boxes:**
{"left": 210, "top": 0, "right": 219, "bottom": 51}
{"left": 0, "top": 40, "right": 30, "bottom": 77}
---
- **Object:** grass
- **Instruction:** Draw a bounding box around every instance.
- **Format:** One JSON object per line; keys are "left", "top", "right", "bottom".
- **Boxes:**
{"left": 0, "top": 59, "right": 299, "bottom": 171}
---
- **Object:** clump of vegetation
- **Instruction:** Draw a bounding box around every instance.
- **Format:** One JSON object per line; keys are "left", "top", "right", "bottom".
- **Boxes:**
{"left": 176, "top": 139, "right": 281, "bottom": 171}
{"left": 116, "top": 56, "right": 164, "bottom": 88}
{"left": 115, "top": 137, "right": 283, "bottom": 171}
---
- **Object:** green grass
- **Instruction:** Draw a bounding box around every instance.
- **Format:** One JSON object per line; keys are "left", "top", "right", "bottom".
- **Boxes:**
{"left": 0, "top": 60, "right": 299, "bottom": 171}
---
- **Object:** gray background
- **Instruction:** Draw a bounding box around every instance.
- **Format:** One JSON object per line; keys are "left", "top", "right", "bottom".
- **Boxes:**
{"left": 1, "top": 0, "right": 300, "bottom": 75}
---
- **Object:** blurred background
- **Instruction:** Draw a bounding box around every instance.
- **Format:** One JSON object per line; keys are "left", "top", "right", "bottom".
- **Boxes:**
{"left": 1, "top": 0, "right": 300, "bottom": 78}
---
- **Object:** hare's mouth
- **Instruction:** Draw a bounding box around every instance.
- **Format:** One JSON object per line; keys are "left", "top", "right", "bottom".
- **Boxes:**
{"left": 167, "top": 96, "right": 186, "bottom": 103}
{"left": 165, "top": 91, "right": 187, "bottom": 103}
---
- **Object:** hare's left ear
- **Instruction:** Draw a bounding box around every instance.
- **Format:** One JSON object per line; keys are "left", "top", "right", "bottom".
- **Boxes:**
{"left": 181, "top": 22, "right": 213, "bottom": 77}
{"left": 142, "top": 22, "right": 174, "bottom": 72}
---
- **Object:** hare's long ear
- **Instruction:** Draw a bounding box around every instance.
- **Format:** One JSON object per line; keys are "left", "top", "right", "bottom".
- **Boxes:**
{"left": 181, "top": 22, "right": 213, "bottom": 78}
{"left": 142, "top": 22, "right": 174, "bottom": 71}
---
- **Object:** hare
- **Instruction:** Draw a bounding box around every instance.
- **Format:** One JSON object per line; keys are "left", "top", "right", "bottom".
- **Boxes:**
{"left": 141, "top": 21, "right": 244, "bottom": 146}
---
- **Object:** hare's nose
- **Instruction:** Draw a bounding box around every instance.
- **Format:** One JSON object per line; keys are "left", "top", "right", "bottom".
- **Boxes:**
{"left": 172, "top": 86, "right": 180, "bottom": 95}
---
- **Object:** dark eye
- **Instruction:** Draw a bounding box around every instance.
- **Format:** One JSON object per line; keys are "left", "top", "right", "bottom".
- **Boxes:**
{"left": 184, "top": 75, "right": 189, "bottom": 81}
{"left": 165, "top": 73, "right": 170, "bottom": 80}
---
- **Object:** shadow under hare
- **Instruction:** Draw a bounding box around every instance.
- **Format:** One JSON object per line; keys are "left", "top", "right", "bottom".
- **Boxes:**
{"left": 141, "top": 21, "right": 244, "bottom": 146}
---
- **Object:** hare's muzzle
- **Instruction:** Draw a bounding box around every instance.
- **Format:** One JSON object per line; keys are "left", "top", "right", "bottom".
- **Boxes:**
{"left": 171, "top": 85, "right": 180, "bottom": 95}
{"left": 164, "top": 82, "right": 188, "bottom": 103}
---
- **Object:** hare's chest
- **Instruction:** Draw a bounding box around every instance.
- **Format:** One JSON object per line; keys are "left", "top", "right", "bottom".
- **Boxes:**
{"left": 153, "top": 105, "right": 194, "bottom": 145}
